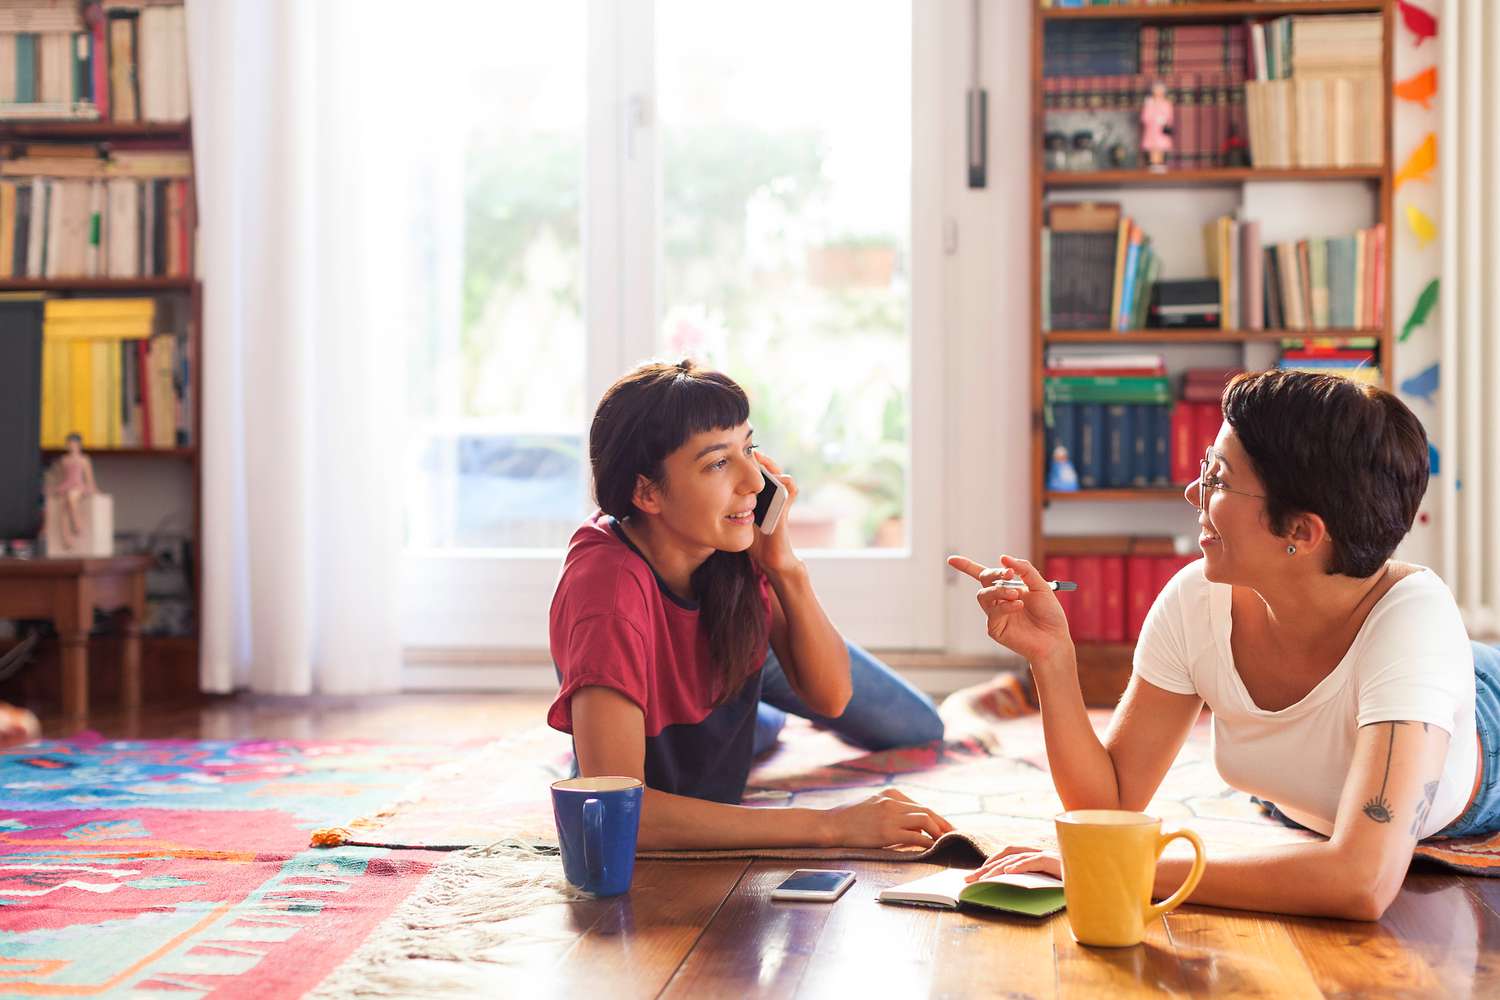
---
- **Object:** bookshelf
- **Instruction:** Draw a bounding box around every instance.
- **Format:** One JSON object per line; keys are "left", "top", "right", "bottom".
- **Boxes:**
{"left": 1, "top": 2, "right": 201, "bottom": 666}
{"left": 1029, "top": 0, "right": 1396, "bottom": 703}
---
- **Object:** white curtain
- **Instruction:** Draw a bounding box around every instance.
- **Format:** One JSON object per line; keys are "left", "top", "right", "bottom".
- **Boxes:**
{"left": 186, "top": 0, "right": 434, "bottom": 694}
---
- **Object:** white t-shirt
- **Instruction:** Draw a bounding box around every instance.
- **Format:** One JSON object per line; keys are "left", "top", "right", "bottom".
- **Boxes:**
{"left": 1133, "top": 561, "right": 1476, "bottom": 839}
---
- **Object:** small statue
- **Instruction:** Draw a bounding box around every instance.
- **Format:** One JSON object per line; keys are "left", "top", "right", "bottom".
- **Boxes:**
{"left": 1066, "top": 131, "right": 1097, "bottom": 172}
{"left": 1222, "top": 119, "right": 1251, "bottom": 168}
{"left": 1044, "top": 131, "right": 1069, "bottom": 171}
{"left": 1140, "top": 80, "right": 1175, "bottom": 172}
{"left": 1047, "top": 444, "right": 1080, "bottom": 492}
{"left": 48, "top": 433, "right": 98, "bottom": 550}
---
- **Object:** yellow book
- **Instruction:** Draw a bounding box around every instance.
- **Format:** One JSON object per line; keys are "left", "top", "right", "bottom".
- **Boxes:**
{"left": 44, "top": 298, "right": 156, "bottom": 322}
{"left": 45, "top": 320, "right": 155, "bottom": 341}
{"left": 1108, "top": 217, "right": 1130, "bottom": 333}
{"left": 90, "top": 341, "right": 111, "bottom": 449}
{"left": 105, "top": 342, "right": 122, "bottom": 447}
{"left": 0, "top": 181, "right": 15, "bottom": 279}
{"left": 68, "top": 340, "right": 91, "bottom": 444}
{"left": 148, "top": 334, "right": 176, "bottom": 449}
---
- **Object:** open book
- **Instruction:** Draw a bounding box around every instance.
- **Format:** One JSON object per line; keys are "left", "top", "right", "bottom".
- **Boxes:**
{"left": 878, "top": 866, "right": 1066, "bottom": 917}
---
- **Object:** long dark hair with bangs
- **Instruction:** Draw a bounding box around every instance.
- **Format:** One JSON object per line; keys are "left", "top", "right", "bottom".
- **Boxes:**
{"left": 590, "top": 359, "right": 769, "bottom": 704}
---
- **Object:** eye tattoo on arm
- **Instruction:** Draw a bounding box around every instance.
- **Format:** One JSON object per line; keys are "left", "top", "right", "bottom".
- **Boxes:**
{"left": 1362, "top": 723, "right": 1397, "bottom": 823}
{"left": 1411, "top": 780, "right": 1440, "bottom": 837}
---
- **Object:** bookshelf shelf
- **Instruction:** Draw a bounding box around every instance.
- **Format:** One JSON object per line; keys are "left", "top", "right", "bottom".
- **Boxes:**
{"left": 0, "top": 278, "right": 196, "bottom": 293}
{"left": 1047, "top": 488, "right": 1185, "bottom": 503}
{"left": 41, "top": 447, "right": 196, "bottom": 461}
{"left": 1030, "top": 0, "right": 1396, "bottom": 703}
{"left": 1044, "top": 166, "right": 1383, "bottom": 188}
{"left": 1040, "top": 1, "right": 1384, "bottom": 23}
{"left": 1044, "top": 327, "right": 1383, "bottom": 344}
{"left": 0, "top": 121, "right": 190, "bottom": 142}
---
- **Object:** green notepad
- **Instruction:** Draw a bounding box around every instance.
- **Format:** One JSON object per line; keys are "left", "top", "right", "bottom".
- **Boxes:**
{"left": 878, "top": 867, "right": 1066, "bottom": 918}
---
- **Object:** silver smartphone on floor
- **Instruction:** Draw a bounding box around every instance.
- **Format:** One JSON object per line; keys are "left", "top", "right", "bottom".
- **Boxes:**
{"left": 769, "top": 869, "right": 856, "bottom": 902}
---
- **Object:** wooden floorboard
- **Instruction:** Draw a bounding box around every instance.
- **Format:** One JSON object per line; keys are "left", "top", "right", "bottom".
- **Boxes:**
{"left": 24, "top": 691, "right": 1500, "bottom": 998}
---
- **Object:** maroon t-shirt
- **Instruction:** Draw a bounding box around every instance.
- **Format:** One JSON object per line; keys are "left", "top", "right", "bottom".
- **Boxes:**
{"left": 547, "top": 513, "right": 771, "bottom": 803}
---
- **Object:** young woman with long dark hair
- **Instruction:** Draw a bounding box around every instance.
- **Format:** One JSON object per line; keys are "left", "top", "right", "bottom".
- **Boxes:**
{"left": 548, "top": 360, "right": 951, "bottom": 850}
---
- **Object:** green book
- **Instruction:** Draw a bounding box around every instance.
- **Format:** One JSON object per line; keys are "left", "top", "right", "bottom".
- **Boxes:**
{"left": 878, "top": 867, "right": 1066, "bottom": 918}
{"left": 16, "top": 34, "right": 37, "bottom": 103}
{"left": 1045, "top": 375, "right": 1172, "bottom": 405}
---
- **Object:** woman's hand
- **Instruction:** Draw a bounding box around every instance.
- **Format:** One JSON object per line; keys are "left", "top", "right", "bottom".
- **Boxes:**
{"left": 964, "top": 844, "right": 1062, "bottom": 882}
{"left": 946, "top": 554, "right": 1074, "bottom": 668}
{"left": 747, "top": 451, "right": 801, "bottom": 578}
{"left": 824, "top": 788, "right": 955, "bottom": 848}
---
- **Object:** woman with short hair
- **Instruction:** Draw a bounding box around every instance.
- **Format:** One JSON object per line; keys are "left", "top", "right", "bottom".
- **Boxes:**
{"left": 950, "top": 370, "right": 1493, "bottom": 920}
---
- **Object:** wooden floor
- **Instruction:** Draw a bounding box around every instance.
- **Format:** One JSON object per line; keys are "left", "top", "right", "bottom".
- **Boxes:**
{"left": 35, "top": 693, "right": 1500, "bottom": 998}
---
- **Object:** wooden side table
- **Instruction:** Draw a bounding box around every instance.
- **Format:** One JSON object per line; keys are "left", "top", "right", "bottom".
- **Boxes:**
{"left": 0, "top": 555, "right": 152, "bottom": 718}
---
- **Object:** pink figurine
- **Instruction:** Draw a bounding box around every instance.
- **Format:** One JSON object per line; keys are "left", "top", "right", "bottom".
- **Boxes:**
{"left": 49, "top": 433, "right": 97, "bottom": 549}
{"left": 1140, "top": 80, "right": 1174, "bottom": 172}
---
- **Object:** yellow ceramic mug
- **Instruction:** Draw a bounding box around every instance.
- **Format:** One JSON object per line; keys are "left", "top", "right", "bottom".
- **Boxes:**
{"left": 1054, "top": 809, "right": 1206, "bottom": 948}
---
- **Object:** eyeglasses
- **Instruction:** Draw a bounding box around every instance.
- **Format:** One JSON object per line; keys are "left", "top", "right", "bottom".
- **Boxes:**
{"left": 1195, "top": 447, "right": 1266, "bottom": 512}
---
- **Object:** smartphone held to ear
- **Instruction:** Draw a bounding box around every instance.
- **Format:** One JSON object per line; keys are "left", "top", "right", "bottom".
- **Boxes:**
{"left": 754, "top": 469, "right": 789, "bottom": 536}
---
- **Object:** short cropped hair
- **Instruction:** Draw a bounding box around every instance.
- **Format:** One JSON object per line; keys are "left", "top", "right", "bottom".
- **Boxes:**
{"left": 1222, "top": 370, "right": 1429, "bottom": 578}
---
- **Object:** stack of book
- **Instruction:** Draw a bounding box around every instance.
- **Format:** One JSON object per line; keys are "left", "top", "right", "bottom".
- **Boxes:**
{"left": 1204, "top": 216, "right": 1386, "bottom": 332}
{"left": 1045, "top": 353, "right": 1172, "bottom": 490}
{"left": 1169, "top": 367, "right": 1242, "bottom": 487}
{"left": 38, "top": 297, "right": 191, "bottom": 449}
{"left": 1278, "top": 343, "right": 1380, "bottom": 385}
{"left": 0, "top": 147, "right": 194, "bottom": 279}
{"left": 0, "top": 1, "right": 188, "bottom": 123}
{"left": 1044, "top": 201, "right": 1160, "bottom": 332}
{"left": 1049, "top": 548, "right": 1201, "bottom": 643}
{"left": 1244, "top": 14, "right": 1383, "bottom": 168}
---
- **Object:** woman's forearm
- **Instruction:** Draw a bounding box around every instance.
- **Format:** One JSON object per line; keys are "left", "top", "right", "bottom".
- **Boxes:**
{"left": 765, "top": 562, "right": 852, "bottom": 715}
{"left": 1031, "top": 647, "right": 1124, "bottom": 809}
{"left": 637, "top": 787, "right": 833, "bottom": 850}
{"left": 1150, "top": 841, "right": 1384, "bottom": 920}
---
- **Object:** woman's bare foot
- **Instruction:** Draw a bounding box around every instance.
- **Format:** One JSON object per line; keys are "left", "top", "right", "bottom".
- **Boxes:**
{"left": 0, "top": 702, "right": 41, "bottom": 749}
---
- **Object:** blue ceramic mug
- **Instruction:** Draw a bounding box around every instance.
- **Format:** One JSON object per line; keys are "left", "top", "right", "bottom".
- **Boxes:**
{"left": 550, "top": 776, "right": 643, "bottom": 896}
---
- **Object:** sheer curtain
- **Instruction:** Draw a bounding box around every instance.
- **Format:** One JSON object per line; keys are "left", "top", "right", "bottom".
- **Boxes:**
{"left": 186, "top": 0, "right": 446, "bottom": 693}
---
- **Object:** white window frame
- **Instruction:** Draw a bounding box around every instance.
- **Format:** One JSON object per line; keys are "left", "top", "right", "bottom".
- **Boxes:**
{"left": 401, "top": 0, "right": 948, "bottom": 659}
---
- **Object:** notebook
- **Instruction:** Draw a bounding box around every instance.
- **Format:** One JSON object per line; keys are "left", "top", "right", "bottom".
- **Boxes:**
{"left": 877, "top": 867, "right": 1066, "bottom": 917}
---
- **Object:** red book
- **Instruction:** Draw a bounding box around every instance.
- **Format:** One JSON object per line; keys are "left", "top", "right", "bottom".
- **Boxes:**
{"left": 90, "top": 7, "right": 110, "bottom": 119}
{"left": 1048, "top": 555, "right": 1077, "bottom": 624}
{"left": 1192, "top": 402, "right": 1223, "bottom": 464}
{"left": 1170, "top": 402, "right": 1197, "bottom": 486}
{"left": 1072, "top": 556, "right": 1105, "bottom": 642}
{"left": 1044, "top": 367, "right": 1167, "bottom": 378}
{"left": 1100, "top": 556, "right": 1126, "bottom": 642}
{"left": 1126, "top": 555, "right": 1157, "bottom": 641}
{"left": 1371, "top": 223, "right": 1387, "bottom": 328}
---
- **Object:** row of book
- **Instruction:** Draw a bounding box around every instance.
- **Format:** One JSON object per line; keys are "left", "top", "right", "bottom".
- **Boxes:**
{"left": 1204, "top": 216, "right": 1387, "bottom": 332}
{"left": 0, "top": 151, "right": 195, "bottom": 278}
{"left": 1043, "top": 202, "right": 1158, "bottom": 332}
{"left": 1278, "top": 345, "right": 1380, "bottom": 385}
{"left": 1245, "top": 14, "right": 1383, "bottom": 168}
{"left": 1048, "top": 551, "right": 1202, "bottom": 644}
{"left": 38, "top": 297, "right": 192, "bottom": 450}
{"left": 0, "top": 2, "right": 188, "bottom": 122}
{"left": 1044, "top": 73, "right": 1247, "bottom": 171}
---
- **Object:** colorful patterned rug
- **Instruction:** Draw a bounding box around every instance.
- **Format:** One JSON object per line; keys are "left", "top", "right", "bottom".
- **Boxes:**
{"left": 0, "top": 734, "right": 479, "bottom": 998}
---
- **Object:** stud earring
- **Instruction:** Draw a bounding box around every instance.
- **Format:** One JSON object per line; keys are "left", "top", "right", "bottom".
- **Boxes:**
{"left": 1286, "top": 544, "right": 1297, "bottom": 555}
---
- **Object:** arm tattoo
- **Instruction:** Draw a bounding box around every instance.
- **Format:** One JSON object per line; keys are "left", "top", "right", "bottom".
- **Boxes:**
{"left": 1362, "top": 723, "right": 1397, "bottom": 823}
{"left": 1411, "top": 780, "right": 1440, "bottom": 837}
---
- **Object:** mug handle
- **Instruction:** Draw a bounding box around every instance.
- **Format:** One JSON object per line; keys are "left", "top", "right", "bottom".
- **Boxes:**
{"left": 1144, "top": 828, "right": 1206, "bottom": 926}
{"left": 582, "top": 797, "right": 606, "bottom": 888}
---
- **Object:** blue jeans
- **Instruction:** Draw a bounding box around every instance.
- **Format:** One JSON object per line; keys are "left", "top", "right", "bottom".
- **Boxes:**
{"left": 751, "top": 640, "right": 944, "bottom": 756}
{"left": 1437, "top": 642, "right": 1500, "bottom": 838}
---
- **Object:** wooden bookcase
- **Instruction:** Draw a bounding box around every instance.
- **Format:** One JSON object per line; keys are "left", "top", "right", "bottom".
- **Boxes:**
{"left": 1029, "top": 0, "right": 1396, "bottom": 704}
{"left": 0, "top": 119, "right": 202, "bottom": 663}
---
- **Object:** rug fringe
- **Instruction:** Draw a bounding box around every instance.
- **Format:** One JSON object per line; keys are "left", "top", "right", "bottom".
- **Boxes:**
{"left": 306, "top": 840, "right": 588, "bottom": 999}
